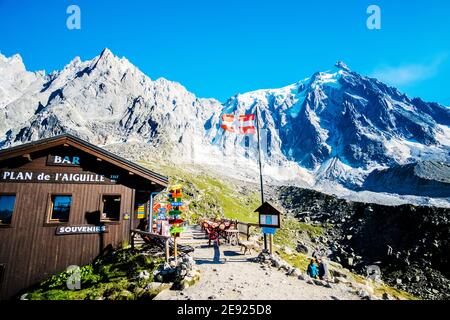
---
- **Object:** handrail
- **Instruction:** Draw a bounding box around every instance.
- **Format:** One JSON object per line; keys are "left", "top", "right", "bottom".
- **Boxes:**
{"left": 131, "top": 229, "right": 170, "bottom": 240}
{"left": 130, "top": 229, "right": 170, "bottom": 261}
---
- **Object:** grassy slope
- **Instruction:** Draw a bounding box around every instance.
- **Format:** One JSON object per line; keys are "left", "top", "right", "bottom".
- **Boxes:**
{"left": 139, "top": 162, "right": 260, "bottom": 223}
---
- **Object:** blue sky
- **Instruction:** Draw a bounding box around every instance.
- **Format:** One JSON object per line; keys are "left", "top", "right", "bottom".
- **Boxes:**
{"left": 1, "top": 0, "right": 450, "bottom": 105}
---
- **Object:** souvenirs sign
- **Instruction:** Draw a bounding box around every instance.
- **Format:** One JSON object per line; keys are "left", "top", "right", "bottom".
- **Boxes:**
{"left": 56, "top": 225, "right": 107, "bottom": 235}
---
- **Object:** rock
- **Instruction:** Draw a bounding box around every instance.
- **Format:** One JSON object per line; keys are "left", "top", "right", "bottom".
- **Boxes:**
{"left": 347, "top": 258, "right": 354, "bottom": 266}
{"left": 271, "top": 259, "right": 280, "bottom": 268}
{"left": 334, "top": 276, "right": 351, "bottom": 284}
{"left": 357, "top": 289, "right": 370, "bottom": 300}
{"left": 138, "top": 270, "right": 150, "bottom": 280}
{"left": 396, "top": 278, "right": 402, "bottom": 285}
{"left": 346, "top": 235, "right": 353, "bottom": 240}
{"left": 290, "top": 268, "right": 301, "bottom": 277}
{"left": 20, "top": 293, "right": 29, "bottom": 300}
{"left": 208, "top": 295, "right": 218, "bottom": 300}
{"left": 283, "top": 246, "right": 293, "bottom": 255}
{"left": 382, "top": 293, "right": 394, "bottom": 300}
{"left": 313, "top": 279, "right": 324, "bottom": 286}
{"left": 296, "top": 243, "right": 309, "bottom": 254}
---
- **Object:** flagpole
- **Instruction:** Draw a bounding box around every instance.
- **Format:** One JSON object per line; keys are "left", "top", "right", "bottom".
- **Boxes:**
{"left": 255, "top": 106, "right": 267, "bottom": 251}
{"left": 255, "top": 106, "right": 264, "bottom": 204}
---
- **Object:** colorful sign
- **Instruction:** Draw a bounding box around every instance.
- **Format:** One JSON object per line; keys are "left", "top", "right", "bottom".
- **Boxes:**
{"left": 168, "top": 185, "right": 185, "bottom": 236}
{"left": 261, "top": 227, "right": 276, "bottom": 235}
{"left": 157, "top": 207, "right": 166, "bottom": 220}
{"left": 136, "top": 204, "right": 145, "bottom": 219}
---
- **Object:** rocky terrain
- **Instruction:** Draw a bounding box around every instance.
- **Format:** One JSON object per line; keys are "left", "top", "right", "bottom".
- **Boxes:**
{"left": 277, "top": 185, "right": 450, "bottom": 300}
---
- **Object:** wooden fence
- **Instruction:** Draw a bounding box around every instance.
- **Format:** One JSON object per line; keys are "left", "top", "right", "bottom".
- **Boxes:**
{"left": 236, "top": 221, "right": 260, "bottom": 240}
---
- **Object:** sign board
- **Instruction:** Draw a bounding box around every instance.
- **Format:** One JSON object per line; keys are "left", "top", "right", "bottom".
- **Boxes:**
{"left": 47, "top": 154, "right": 81, "bottom": 167}
{"left": 0, "top": 170, "right": 120, "bottom": 185}
{"left": 261, "top": 227, "right": 276, "bottom": 235}
{"left": 56, "top": 225, "right": 107, "bottom": 235}
{"left": 157, "top": 207, "right": 166, "bottom": 220}
{"left": 136, "top": 204, "right": 146, "bottom": 219}
{"left": 254, "top": 202, "right": 282, "bottom": 229}
{"left": 260, "top": 214, "right": 279, "bottom": 227}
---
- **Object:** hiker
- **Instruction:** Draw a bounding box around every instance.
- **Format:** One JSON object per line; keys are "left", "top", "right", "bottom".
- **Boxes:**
{"left": 306, "top": 259, "right": 318, "bottom": 278}
{"left": 317, "top": 258, "right": 328, "bottom": 280}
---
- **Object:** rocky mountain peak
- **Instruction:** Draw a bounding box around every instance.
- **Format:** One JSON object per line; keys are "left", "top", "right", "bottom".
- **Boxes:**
{"left": 335, "top": 61, "right": 351, "bottom": 72}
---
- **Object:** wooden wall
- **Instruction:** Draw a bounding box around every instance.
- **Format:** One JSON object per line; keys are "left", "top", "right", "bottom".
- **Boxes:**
{"left": 0, "top": 145, "right": 162, "bottom": 299}
{"left": 0, "top": 183, "right": 134, "bottom": 299}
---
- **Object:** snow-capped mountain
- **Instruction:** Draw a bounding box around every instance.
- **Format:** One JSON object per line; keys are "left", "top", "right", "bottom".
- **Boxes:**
{"left": 0, "top": 49, "right": 222, "bottom": 160}
{"left": 207, "top": 61, "right": 450, "bottom": 185}
{"left": 1, "top": 49, "right": 449, "bottom": 204}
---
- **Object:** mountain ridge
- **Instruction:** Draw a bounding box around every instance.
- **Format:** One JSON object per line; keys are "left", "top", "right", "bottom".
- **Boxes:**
{"left": 1, "top": 49, "right": 449, "bottom": 206}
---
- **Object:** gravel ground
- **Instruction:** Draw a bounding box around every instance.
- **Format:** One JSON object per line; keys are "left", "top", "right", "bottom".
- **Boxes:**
{"left": 154, "top": 238, "right": 360, "bottom": 300}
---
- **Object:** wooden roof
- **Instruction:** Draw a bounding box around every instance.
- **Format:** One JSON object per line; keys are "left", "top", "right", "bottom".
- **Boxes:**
{"left": 0, "top": 134, "right": 168, "bottom": 187}
{"left": 254, "top": 201, "right": 283, "bottom": 215}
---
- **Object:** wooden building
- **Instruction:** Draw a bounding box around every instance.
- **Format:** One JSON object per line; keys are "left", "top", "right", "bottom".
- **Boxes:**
{"left": 0, "top": 134, "right": 168, "bottom": 299}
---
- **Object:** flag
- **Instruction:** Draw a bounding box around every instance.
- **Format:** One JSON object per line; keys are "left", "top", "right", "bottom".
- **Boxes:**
{"left": 220, "top": 114, "right": 236, "bottom": 133}
{"left": 220, "top": 114, "right": 256, "bottom": 134}
{"left": 238, "top": 114, "right": 256, "bottom": 134}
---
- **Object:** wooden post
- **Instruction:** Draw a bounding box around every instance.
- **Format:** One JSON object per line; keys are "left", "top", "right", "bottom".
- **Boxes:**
{"left": 269, "top": 234, "right": 273, "bottom": 255}
{"left": 165, "top": 239, "right": 170, "bottom": 262}
{"left": 173, "top": 236, "right": 178, "bottom": 264}
{"left": 131, "top": 231, "right": 135, "bottom": 250}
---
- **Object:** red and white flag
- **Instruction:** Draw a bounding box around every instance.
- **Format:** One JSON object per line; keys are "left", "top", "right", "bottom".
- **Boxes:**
{"left": 238, "top": 114, "right": 256, "bottom": 134}
{"left": 220, "top": 114, "right": 236, "bottom": 133}
{"left": 220, "top": 114, "right": 256, "bottom": 134}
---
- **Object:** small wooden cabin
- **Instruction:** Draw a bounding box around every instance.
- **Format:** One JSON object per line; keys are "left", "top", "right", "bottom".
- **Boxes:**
{"left": 0, "top": 134, "right": 168, "bottom": 299}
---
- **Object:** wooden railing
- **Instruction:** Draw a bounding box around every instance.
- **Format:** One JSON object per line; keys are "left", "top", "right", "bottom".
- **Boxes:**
{"left": 130, "top": 229, "right": 170, "bottom": 261}
{"left": 236, "top": 221, "right": 260, "bottom": 240}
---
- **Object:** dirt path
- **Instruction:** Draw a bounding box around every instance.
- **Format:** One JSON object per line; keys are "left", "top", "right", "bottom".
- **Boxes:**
{"left": 154, "top": 227, "right": 360, "bottom": 300}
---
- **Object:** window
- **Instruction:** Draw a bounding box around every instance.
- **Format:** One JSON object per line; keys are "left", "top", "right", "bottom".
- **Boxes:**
{"left": 49, "top": 195, "right": 72, "bottom": 222}
{"left": 0, "top": 195, "right": 16, "bottom": 225}
{"left": 101, "top": 195, "right": 121, "bottom": 221}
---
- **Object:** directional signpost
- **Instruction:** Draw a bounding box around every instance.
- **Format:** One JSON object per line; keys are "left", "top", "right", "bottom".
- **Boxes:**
{"left": 168, "top": 184, "right": 185, "bottom": 263}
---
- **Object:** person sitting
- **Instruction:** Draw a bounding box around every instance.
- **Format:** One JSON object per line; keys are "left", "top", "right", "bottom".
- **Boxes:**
{"left": 317, "top": 258, "right": 328, "bottom": 280}
{"left": 306, "top": 259, "right": 319, "bottom": 279}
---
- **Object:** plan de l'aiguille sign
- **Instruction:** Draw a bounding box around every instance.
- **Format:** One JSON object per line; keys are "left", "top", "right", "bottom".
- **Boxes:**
{"left": 0, "top": 170, "right": 120, "bottom": 184}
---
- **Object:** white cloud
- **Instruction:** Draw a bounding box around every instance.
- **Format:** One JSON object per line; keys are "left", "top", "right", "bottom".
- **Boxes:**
{"left": 371, "top": 56, "right": 447, "bottom": 86}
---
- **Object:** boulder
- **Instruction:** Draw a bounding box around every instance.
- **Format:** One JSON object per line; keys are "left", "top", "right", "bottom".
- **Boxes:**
{"left": 296, "top": 243, "right": 309, "bottom": 254}
{"left": 138, "top": 270, "right": 150, "bottom": 280}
